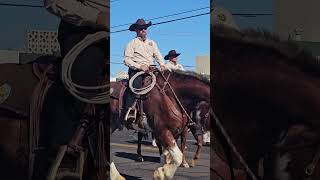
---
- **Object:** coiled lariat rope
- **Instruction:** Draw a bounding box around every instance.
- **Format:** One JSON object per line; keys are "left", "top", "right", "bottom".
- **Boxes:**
{"left": 61, "top": 31, "right": 109, "bottom": 104}
{"left": 129, "top": 71, "right": 156, "bottom": 95}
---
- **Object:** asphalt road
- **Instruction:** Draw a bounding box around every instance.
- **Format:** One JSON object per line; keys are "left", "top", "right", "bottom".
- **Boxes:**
{"left": 111, "top": 128, "right": 210, "bottom": 180}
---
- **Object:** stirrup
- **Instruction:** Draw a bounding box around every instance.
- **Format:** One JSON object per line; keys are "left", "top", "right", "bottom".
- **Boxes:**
{"left": 125, "top": 107, "right": 137, "bottom": 121}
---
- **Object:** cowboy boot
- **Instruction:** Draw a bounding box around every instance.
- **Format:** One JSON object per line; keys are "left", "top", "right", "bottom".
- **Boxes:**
{"left": 119, "top": 107, "right": 134, "bottom": 130}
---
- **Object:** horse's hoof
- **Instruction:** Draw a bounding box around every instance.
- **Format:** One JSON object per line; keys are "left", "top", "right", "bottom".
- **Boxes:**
{"left": 137, "top": 156, "right": 144, "bottom": 162}
{"left": 153, "top": 167, "right": 165, "bottom": 180}
{"left": 152, "top": 139, "right": 157, "bottom": 147}
{"left": 180, "top": 161, "right": 190, "bottom": 168}
{"left": 191, "top": 159, "right": 198, "bottom": 167}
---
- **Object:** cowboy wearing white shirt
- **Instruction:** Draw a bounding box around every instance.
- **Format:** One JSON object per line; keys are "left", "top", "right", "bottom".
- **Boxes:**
{"left": 164, "top": 50, "right": 185, "bottom": 71}
{"left": 121, "top": 18, "right": 165, "bottom": 129}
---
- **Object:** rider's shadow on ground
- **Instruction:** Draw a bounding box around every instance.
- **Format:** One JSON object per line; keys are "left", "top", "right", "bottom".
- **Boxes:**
{"left": 115, "top": 152, "right": 160, "bottom": 163}
{"left": 121, "top": 173, "right": 143, "bottom": 180}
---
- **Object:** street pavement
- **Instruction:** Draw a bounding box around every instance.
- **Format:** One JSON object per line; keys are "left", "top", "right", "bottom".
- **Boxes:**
{"left": 111, "top": 128, "right": 210, "bottom": 180}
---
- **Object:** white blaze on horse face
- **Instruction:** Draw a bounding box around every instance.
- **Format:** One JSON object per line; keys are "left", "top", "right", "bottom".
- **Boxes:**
{"left": 196, "top": 110, "right": 201, "bottom": 120}
{"left": 110, "top": 87, "right": 114, "bottom": 94}
{"left": 275, "top": 153, "right": 291, "bottom": 180}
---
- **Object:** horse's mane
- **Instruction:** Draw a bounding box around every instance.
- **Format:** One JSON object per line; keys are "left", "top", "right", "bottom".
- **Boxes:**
{"left": 167, "top": 69, "right": 210, "bottom": 85}
{"left": 213, "top": 25, "right": 320, "bottom": 76}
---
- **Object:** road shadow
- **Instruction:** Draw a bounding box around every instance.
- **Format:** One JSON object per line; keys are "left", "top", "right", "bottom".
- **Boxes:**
{"left": 126, "top": 140, "right": 153, "bottom": 146}
{"left": 115, "top": 152, "right": 160, "bottom": 163}
{"left": 120, "top": 173, "right": 144, "bottom": 180}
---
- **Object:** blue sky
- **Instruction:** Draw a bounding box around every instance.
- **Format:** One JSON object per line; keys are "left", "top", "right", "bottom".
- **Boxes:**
{"left": 110, "top": 0, "right": 210, "bottom": 77}
{"left": 0, "top": 0, "right": 274, "bottom": 77}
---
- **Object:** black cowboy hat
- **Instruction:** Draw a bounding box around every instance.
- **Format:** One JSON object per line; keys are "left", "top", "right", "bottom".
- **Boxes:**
{"left": 164, "top": 50, "right": 181, "bottom": 60}
{"left": 129, "top": 19, "right": 152, "bottom": 31}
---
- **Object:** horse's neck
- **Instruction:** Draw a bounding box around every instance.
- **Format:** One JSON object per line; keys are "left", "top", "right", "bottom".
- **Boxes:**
{"left": 168, "top": 75, "right": 210, "bottom": 100}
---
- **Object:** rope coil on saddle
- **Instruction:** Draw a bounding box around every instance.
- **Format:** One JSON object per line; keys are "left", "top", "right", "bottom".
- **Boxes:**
{"left": 61, "top": 31, "right": 109, "bottom": 104}
{"left": 129, "top": 71, "right": 156, "bottom": 95}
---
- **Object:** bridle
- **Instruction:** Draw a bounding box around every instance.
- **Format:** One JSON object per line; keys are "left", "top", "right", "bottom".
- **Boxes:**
{"left": 276, "top": 140, "right": 320, "bottom": 180}
{"left": 211, "top": 108, "right": 258, "bottom": 180}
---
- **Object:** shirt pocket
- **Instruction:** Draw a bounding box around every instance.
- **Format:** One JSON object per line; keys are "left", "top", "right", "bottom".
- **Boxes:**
{"left": 134, "top": 45, "right": 145, "bottom": 55}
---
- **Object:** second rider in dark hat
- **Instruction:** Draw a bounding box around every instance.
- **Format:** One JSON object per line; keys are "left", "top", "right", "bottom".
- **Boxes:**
{"left": 164, "top": 50, "right": 185, "bottom": 71}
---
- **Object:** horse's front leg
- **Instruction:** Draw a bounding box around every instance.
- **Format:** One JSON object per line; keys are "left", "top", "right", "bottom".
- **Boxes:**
{"left": 189, "top": 125, "right": 204, "bottom": 167}
{"left": 191, "top": 134, "right": 203, "bottom": 167}
{"left": 180, "top": 128, "right": 190, "bottom": 168}
{"left": 153, "top": 129, "right": 182, "bottom": 180}
{"left": 136, "top": 132, "right": 144, "bottom": 162}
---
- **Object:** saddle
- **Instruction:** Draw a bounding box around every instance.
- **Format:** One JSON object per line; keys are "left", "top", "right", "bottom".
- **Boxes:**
{"left": 110, "top": 79, "right": 128, "bottom": 118}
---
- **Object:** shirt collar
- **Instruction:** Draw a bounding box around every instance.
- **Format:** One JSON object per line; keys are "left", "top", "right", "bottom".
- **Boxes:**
{"left": 136, "top": 37, "right": 148, "bottom": 42}
{"left": 169, "top": 61, "right": 177, "bottom": 65}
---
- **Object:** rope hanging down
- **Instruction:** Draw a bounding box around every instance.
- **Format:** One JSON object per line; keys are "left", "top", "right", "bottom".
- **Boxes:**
{"left": 61, "top": 31, "right": 110, "bottom": 104}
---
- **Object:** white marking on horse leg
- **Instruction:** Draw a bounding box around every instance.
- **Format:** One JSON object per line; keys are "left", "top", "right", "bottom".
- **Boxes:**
{"left": 161, "top": 149, "right": 171, "bottom": 164}
{"left": 110, "top": 162, "right": 125, "bottom": 180}
{"left": 275, "top": 153, "right": 291, "bottom": 180}
{"left": 168, "top": 140, "right": 183, "bottom": 166}
{"left": 153, "top": 164, "right": 178, "bottom": 180}
{"left": 154, "top": 142, "right": 182, "bottom": 179}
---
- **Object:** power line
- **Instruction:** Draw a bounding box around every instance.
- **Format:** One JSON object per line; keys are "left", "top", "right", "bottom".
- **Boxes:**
{"left": 0, "top": 2, "right": 42, "bottom": 8}
{"left": 233, "top": 13, "right": 272, "bottom": 17}
{"left": 111, "top": 12, "right": 209, "bottom": 34}
{"left": 111, "top": 6, "right": 209, "bottom": 29}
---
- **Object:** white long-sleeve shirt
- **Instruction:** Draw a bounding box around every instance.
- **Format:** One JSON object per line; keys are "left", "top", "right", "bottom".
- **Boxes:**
{"left": 44, "top": 0, "right": 109, "bottom": 29}
{"left": 165, "top": 61, "right": 185, "bottom": 71}
{"left": 124, "top": 37, "right": 165, "bottom": 70}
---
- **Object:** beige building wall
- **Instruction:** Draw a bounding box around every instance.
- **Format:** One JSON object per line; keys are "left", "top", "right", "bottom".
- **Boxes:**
{"left": 274, "top": 0, "right": 320, "bottom": 42}
{"left": 195, "top": 55, "right": 210, "bottom": 75}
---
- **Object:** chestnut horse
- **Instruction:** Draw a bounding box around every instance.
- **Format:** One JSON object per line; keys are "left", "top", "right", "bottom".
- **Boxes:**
{"left": 211, "top": 24, "right": 320, "bottom": 180}
{"left": 111, "top": 69, "right": 210, "bottom": 179}
{"left": 110, "top": 81, "right": 210, "bottom": 167}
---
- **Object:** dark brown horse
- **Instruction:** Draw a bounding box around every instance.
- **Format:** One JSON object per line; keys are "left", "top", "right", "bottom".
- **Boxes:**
{"left": 0, "top": 57, "right": 109, "bottom": 180}
{"left": 110, "top": 70, "right": 210, "bottom": 179}
{"left": 211, "top": 24, "right": 320, "bottom": 180}
{"left": 189, "top": 100, "right": 210, "bottom": 167}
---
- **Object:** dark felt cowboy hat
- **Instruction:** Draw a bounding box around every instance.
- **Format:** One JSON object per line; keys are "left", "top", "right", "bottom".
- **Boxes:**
{"left": 129, "top": 19, "right": 152, "bottom": 31}
{"left": 164, "top": 50, "right": 181, "bottom": 60}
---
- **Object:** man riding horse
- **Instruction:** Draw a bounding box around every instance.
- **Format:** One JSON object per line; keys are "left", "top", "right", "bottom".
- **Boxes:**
{"left": 121, "top": 18, "right": 166, "bottom": 129}
{"left": 164, "top": 50, "right": 185, "bottom": 71}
